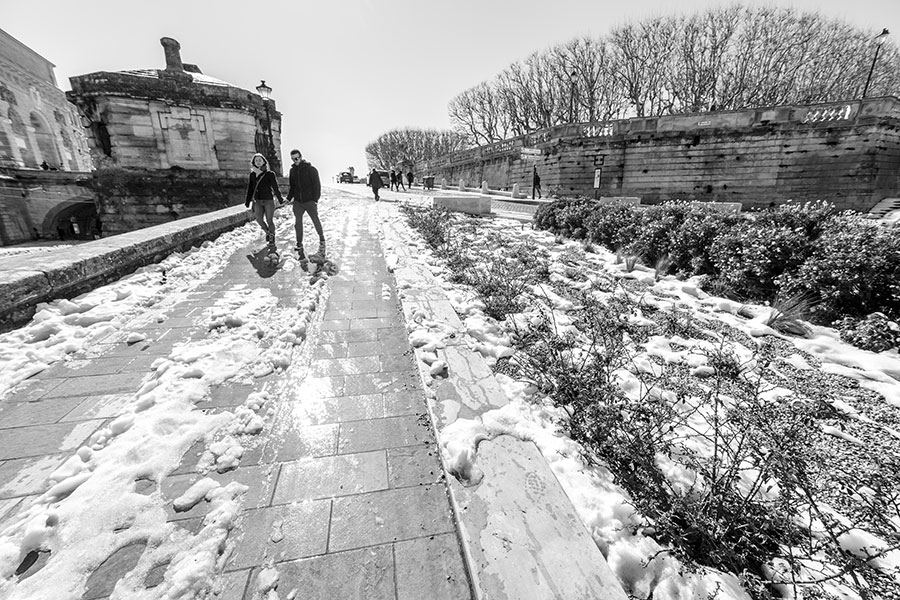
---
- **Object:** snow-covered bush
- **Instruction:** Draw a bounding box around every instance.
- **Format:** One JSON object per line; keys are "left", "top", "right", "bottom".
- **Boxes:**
{"left": 585, "top": 201, "right": 643, "bottom": 250}
{"left": 836, "top": 313, "right": 900, "bottom": 352}
{"left": 400, "top": 204, "right": 453, "bottom": 247}
{"left": 664, "top": 206, "right": 740, "bottom": 276}
{"left": 708, "top": 221, "right": 816, "bottom": 300}
{"left": 533, "top": 197, "right": 597, "bottom": 238}
{"left": 499, "top": 292, "right": 823, "bottom": 595}
{"left": 778, "top": 214, "right": 900, "bottom": 323}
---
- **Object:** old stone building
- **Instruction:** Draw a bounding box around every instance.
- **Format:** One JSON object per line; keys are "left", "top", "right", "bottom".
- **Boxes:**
{"left": 67, "top": 37, "right": 282, "bottom": 177}
{"left": 0, "top": 28, "right": 92, "bottom": 171}
{"left": 419, "top": 96, "right": 900, "bottom": 213}
{"left": 65, "top": 37, "right": 283, "bottom": 236}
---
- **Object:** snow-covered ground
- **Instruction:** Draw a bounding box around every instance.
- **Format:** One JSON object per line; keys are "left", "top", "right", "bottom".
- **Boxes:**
{"left": 2, "top": 191, "right": 898, "bottom": 599}
{"left": 376, "top": 202, "right": 900, "bottom": 600}
{"left": 0, "top": 207, "right": 333, "bottom": 599}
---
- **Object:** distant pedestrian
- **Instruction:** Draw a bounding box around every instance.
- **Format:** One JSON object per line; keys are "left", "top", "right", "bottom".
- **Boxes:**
{"left": 368, "top": 168, "right": 383, "bottom": 201}
{"left": 286, "top": 149, "right": 326, "bottom": 262}
{"left": 245, "top": 153, "right": 284, "bottom": 245}
{"left": 397, "top": 168, "right": 406, "bottom": 191}
{"left": 532, "top": 167, "right": 542, "bottom": 199}
{"left": 406, "top": 171, "right": 414, "bottom": 189}
{"left": 389, "top": 169, "right": 398, "bottom": 191}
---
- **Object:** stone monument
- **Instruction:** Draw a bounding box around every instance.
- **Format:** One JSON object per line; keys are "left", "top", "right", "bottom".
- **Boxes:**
{"left": 67, "top": 37, "right": 283, "bottom": 235}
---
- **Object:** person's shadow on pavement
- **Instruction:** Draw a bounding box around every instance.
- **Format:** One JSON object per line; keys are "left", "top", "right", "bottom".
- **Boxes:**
{"left": 246, "top": 246, "right": 282, "bottom": 278}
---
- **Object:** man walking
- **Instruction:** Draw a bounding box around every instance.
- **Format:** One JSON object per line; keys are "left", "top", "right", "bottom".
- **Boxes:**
{"left": 286, "top": 149, "right": 325, "bottom": 264}
{"left": 368, "top": 168, "right": 383, "bottom": 201}
{"left": 532, "top": 166, "right": 542, "bottom": 199}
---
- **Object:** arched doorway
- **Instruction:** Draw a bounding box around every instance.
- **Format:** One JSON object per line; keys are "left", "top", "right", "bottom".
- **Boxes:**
{"left": 42, "top": 200, "right": 99, "bottom": 240}
{"left": 30, "top": 112, "right": 60, "bottom": 168}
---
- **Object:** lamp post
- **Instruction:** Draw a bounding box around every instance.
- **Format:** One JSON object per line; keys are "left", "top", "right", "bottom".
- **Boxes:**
{"left": 569, "top": 70, "right": 577, "bottom": 124}
{"left": 863, "top": 29, "right": 890, "bottom": 99}
{"left": 255, "top": 80, "right": 281, "bottom": 174}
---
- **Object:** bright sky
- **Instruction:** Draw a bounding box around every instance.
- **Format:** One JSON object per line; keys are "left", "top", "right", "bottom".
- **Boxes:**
{"left": 4, "top": 0, "right": 899, "bottom": 180}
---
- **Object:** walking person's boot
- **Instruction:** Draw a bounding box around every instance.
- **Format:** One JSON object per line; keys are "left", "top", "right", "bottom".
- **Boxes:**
{"left": 309, "top": 238, "right": 326, "bottom": 262}
{"left": 295, "top": 245, "right": 308, "bottom": 271}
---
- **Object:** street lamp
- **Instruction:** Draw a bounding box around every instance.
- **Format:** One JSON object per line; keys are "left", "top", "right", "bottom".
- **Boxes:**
{"left": 863, "top": 29, "right": 890, "bottom": 99}
{"left": 255, "top": 80, "right": 281, "bottom": 174}
{"left": 569, "top": 70, "right": 577, "bottom": 124}
{"left": 256, "top": 79, "right": 272, "bottom": 101}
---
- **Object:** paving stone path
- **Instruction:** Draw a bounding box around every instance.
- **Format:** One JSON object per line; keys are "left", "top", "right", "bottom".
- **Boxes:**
{"left": 0, "top": 191, "right": 472, "bottom": 599}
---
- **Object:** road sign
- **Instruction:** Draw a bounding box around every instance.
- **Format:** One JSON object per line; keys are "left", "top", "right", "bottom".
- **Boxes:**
{"left": 520, "top": 147, "right": 541, "bottom": 160}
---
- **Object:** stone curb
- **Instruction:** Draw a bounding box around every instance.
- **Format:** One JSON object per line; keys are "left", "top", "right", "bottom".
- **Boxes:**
{"left": 377, "top": 209, "right": 628, "bottom": 600}
{"left": 0, "top": 205, "right": 252, "bottom": 330}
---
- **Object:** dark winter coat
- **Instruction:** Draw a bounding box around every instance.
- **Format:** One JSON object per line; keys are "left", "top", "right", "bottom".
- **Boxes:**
{"left": 287, "top": 160, "right": 321, "bottom": 203}
{"left": 368, "top": 171, "right": 383, "bottom": 190}
{"left": 246, "top": 170, "right": 283, "bottom": 207}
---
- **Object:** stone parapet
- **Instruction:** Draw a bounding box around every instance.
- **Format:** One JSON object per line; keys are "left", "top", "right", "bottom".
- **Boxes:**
{"left": 0, "top": 204, "right": 252, "bottom": 330}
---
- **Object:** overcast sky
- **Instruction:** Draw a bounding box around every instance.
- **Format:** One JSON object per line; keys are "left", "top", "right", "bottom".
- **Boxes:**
{"left": 4, "top": 0, "right": 899, "bottom": 180}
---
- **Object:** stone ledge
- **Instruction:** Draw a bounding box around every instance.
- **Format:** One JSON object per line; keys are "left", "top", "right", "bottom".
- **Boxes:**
{"left": 0, "top": 205, "right": 252, "bottom": 330}
{"left": 434, "top": 196, "right": 492, "bottom": 215}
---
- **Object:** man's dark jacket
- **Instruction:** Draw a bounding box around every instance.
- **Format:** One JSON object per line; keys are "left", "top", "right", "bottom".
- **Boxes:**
{"left": 287, "top": 160, "right": 321, "bottom": 203}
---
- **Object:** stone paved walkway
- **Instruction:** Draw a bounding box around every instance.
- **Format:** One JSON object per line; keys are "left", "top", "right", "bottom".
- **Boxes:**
{"left": 0, "top": 191, "right": 472, "bottom": 599}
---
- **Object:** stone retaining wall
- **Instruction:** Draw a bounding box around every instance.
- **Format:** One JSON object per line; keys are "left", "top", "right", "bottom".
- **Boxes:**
{"left": 91, "top": 168, "right": 249, "bottom": 236}
{"left": 416, "top": 97, "right": 900, "bottom": 213}
{"left": 0, "top": 204, "right": 252, "bottom": 330}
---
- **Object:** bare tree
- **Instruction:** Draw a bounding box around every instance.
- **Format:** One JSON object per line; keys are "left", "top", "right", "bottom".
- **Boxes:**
{"left": 666, "top": 6, "right": 742, "bottom": 113}
{"left": 449, "top": 82, "right": 510, "bottom": 145}
{"left": 445, "top": 3, "right": 900, "bottom": 142}
{"left": 610, "top": 16, "right": 679, "bottom": 117}
{"left": 365, "top": 128, "right": 470, "bottom": 170}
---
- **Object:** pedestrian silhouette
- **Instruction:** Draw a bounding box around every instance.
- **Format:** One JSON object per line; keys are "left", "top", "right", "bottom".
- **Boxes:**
{"left": 368, "top": 168, "right": 383, "bottom": 201}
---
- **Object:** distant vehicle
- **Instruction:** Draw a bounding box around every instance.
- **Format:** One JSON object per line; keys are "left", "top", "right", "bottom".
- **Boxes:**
{"left": 338, "top": 171, "right": 354, "bottom": 183}
{"left": 367, "top": 169, "right": 390, "bottom": 187}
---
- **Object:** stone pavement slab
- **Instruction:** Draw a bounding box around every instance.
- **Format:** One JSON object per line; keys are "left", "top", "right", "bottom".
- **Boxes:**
{"left": 328, "top": 484, "right": 456, "bottom": 552}
{"left": 0, "top": 420, "right": 103, "bottom": 461}
{"left": 272, "top": 451, "right": 388, "bottom": 503}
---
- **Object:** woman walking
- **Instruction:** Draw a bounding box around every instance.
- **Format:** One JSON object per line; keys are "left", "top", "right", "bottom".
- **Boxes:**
{"left": 245, "top": 153, "right": 284, "bottom": 245}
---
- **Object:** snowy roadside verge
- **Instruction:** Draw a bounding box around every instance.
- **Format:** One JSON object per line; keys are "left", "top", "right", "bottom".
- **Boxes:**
{"left": 374, "top": 201, "right": 630, "bottom": 600}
